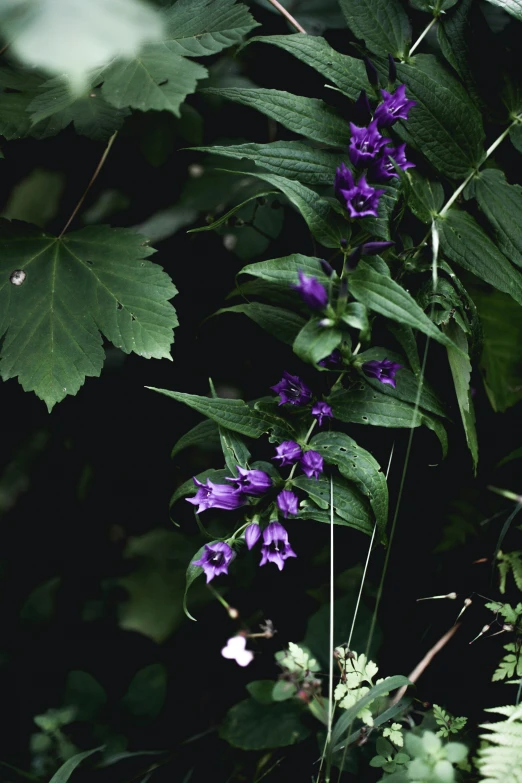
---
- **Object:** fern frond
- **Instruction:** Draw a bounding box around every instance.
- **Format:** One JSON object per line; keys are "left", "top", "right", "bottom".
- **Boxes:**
{"left": 492, "top": 644, "right": 522, "bottom": 682}
{"left": 478, "top": 704, "right": 522, "bottom": 782}
{"left": 497, "top": 550, "right": 522, "bottom": 594}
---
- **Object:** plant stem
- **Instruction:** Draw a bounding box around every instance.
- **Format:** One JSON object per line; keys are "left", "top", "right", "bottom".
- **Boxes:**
{"left": 59, "top": 131, "right": 118, "bottom": 238}
{"left": 288, "top": 419, "right": 317, "bottom": 480}
{"left": 265, "top": 0, "right": 307, "bottom": 34}
{"left": 409, "top": 17, "right": 437, "bottom": 56}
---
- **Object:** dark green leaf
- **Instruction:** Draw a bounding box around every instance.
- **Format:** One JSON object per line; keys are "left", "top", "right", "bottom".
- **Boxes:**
{"left": 475, "top": 169, "right": 522, "bottom": 269}
{"left": 349, "top": 260, "right": 462, "bottom": 351}
{"left": 511, "top": 124, "right": 522, "bottom": 155}
{"left": 183, "top": 542, "right": 214, "bottom": 621}
{"left": 387, "top": 322, "right": 421, "bottom": 375}
{"left": 171, "top": 419, "right": 220, "bottom": 458}
{"left": 437, "top": 0, "right": 483, "bottom": 107}
{"left": 293, "top": 319, "right": 343, "bottom": 364}
{"left": 406, "top": 169, "right": 444, "bottom": 224}
{"left": 293, "top": 474, "right": 374, "bottom": 536}
{"left": 437, "top": 209, "right": 522, "bottom": 305}
{"left": 473, "top": 289, "right": 522, "bottom": 412}
{"left": 240, "top": 253, "right": 326, "bottom": 288}
{"left": 121, "top": 664, "right": 167, "bottom": 722}
{"left": 200, "top": 88, "right": 350, "bottom": 146}
{"left": 395, "top": 55, "right": 484, "bottom": 179}
{"left": 64, "top": 671, "right": 107, "bottom": 722}
{"left": 272, "top": 681, "right": 298, "bottom": 701}
{"left": 247, "top": 680, "right": 275, "bottom": 704}
{"left": 215, "top": 303, "right": 306, "bottom": 345}
{"left": 482, "top": 0, "right": 522, "bottom": 21}
{"left": 48, "top": 748, "right": 101, "bottom": 783}
{"left": 188, "top": 190, "right": 277, "bottom": 233}
{"left": 330, "top": 385, "right": 448, "bottom": 457}
{"left": 246, "top": 35, "right": 367, "bottom": 99}
{"left": 163, "top": 0, "right": 260, "bottom": 56}
{"left": 444, "top": 321, "right": 478, "bottom": 471}
{"left": 331, "top": 676, "right": 411, "bottom": 748}
{"left": 309, "top": 430, "right": 388, "bottom": 534}
{"left": 220, "top": 698, "right": 310, "bottom": 749}
{"left": 333, "top": 698, "right": 412, "bottom": 752}
{"left": 338, "top": 0, "right": 411, "bottom": 57}
{"left": 192, "top": 141, "right": 343, "bottom": 184}
{"left": 0, "top": 222, "right": 177, "bottom": 411}
{"left": 361, "top": 184, "right": 400, "bottom": 241}
{"left": 218, "top": 427, "right": 251, "bottom": 475}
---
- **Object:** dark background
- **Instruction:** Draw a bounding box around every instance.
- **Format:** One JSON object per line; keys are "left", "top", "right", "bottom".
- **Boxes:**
{"left": 0, "top": 1, "right": 521, "bottom": 780}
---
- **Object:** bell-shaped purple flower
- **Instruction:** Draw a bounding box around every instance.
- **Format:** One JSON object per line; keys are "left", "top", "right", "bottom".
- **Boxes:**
{"left": 226, "top": 466, "right": 272, "bottom": 496}
{"left": 273, "top": 440, "right": 303, "bottom": 467}
{"left": 335, "top": 167, "right": 385, "bottom": 219}
{"left": 271, "top": 371, "right": 312, "bottom": 406}
{"left": 186, "top": 477, "right": 245, "bottom": 513}
{"left": 374, "top": 84, "right": 416, "bottom": 127}
{"left": 318, "top": 349, "right": 342, "bottom": 368}
{"left": 361, "top": 240, "right": 395, "bottom": 255}
{"left": 352, "top": 89, "right": 372, "bottom": 126}
{"left": 300, "top": 450, "right": 324, "bottom": 480}
{"left": 312, "top": 401, "right": 333, "bottom": 426}
{"left": 370, "top": 144, "right": 415, "bottom": 182}
{"left": 260, "top": 521, "right": 297, "bottom": 571}
{"left": 192, "top": 541, "right": 235, "bottom": 583}
{"left": 244, "top": 523, "right": 261, "bottom": 550}
{"left": 363, "top": 358, "right": 403, "bottom": 388}
{"left": 348, "top": 121, "right": 388, "bottom": 167}
{"left": 291, "top": 270, "right": 328, "bottom": 309}
{"left": 277, "top": 489, "right": 299, "bottom": 518}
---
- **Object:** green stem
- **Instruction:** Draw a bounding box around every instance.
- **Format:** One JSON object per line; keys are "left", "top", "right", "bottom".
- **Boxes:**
{"left": 288, "top": 420, "right": 317, "bottom": 481}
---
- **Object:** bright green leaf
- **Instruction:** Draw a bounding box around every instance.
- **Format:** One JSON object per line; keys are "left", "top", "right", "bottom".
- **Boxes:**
{"left": 48, "top": 748, "right": 101, "bottom": 783}
{"left": 239, "top": 253, "right": 326, "bottom": 288}
{"left": 0, "top": 222, "right": 177, "bottom": 411}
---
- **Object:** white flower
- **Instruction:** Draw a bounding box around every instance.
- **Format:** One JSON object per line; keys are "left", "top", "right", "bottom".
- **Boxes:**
{"left": 221, "top": 636, "right": 254, "bottom": 667}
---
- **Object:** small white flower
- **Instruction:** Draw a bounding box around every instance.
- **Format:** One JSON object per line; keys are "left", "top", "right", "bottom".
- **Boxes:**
{"left": 221, "top": 636, "right": 254, "bottom": 667}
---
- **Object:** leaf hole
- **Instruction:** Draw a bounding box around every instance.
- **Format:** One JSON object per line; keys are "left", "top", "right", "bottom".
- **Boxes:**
{"left": 362, "top": 416, "right": 368, "bottom": 422}
{"left": 131, "top": 313, "right": 136, "bottom": 321}
{"left": 86, "top": 259, "right": 94, "bottom": 266}
{"left": 117, "top": 302, "right": 123, "bottom": 310}
{"left": 339, "top": 447, "right": 347, "bottom": 452}
{"left": 158, "top": 78, "right": 168, "bottom": 86}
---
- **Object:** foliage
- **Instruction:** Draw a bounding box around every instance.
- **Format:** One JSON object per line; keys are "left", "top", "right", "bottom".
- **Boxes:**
{"left": 478, "top": 704, "right": 522, "bottom": 782}
{"left": 433, "top": 704, "right": 468, "bottom": 738}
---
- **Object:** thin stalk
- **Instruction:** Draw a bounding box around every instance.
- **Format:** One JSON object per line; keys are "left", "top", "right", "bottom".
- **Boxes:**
{"left": 265, "top": 0, "right": 307, "bottom": 34}
{"left": 326, "top": 476, "right": 335, "bottom": 779}
{"left": 288, "top": 419, "right": 317, "bottom": 480}
{"left": 59, "top": 131, "right": 118, "bottom": 238}
{"left": 409, "top": 17, "right": 437, "bottom": 56}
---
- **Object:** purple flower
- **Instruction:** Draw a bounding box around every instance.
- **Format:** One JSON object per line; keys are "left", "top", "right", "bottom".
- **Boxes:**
{"left": 291, "top": 269, "right": 328, "bottom": 309}
{"left": 186, "top": 477, "right": 245, "bottom": 513}
{"left": 363, "top": 358, "right": 403, "bottom": 388}
{"left": 277, "top": 489, "right": 299, "bottom": 518}
{"left": 360, "top": 240, "right": 395, "bottom": 255}
{"left": 312, "top": 401, "right": 333, "bottom": 426}
{"left": 352, "top": 89, "right": 372, "bottom": 126}
{"left": 273, "top": 440, "right": 303, "bottom": 467}
{"left": 335, "top": 166, "right": 385, "bottom": 219}
{"left": 271, "top": 371, "right": 312, "bottom": 406}
{"left": 226, "top": 466, "right": 272, "bottom": 496}
{"left": 300, "top": 450, "right": 323, "bottom": 480}
{"left": 318, "top": 349, "right": 342, "bottom": 368}
{"left": 260, "top": 522, "right": 297, "bottom": 571}
{"left": 374, "top": 84, "right": 416, "bottom": 127}
{"left": 370, "top": 143, "right": 415, "bottom": 181}
{"left": 192, "top": 541, "right": 235, "bottom": 583}
{"left": 348, "top": 121, "right": 388, "bottom": 167}
{"left": 245, "top": 523, "right": 261, "bottom": 550}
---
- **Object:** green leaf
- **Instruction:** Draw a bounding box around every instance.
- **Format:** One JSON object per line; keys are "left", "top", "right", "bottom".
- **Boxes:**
{"left": 27, "top": 80, "right": 129, "bottom": 141}
{"left": 437, "top": 0, "right": 483, "bottom": 107}
{"left": 148, "top": 388, "right": 295, "bottom": 442}
{"left": 240, "top": 253, "right": 326, "bottom": 288}
{"left": 218, "top": 426, "right": 251, "bottom": 475}
{"left": 121, "top": 663, "right": 167, "bottom": 722}
{"left": 101, "top": 45, "right": 207, "bottom": 117}
{"left": 511, "top": 123, "right": 522, "bottom": 155}
{"left": 171, "top": 419, "right": 220, "bottom": 458}
{"left": 349, "top": 261, "right": 462, "bottom": 351}
{"left": 293, "top": 319, "right": 343, "bottom": 364}
{"left": 247, "top": 680, "right": 275, "bottom": 704}
{"left": 330, "top": 385, "right": 448, "bottom": 457}
{"left": 224, "top": 170, "right": 344, "bottom": 247}
{"left": 444, "top": 320, "right": 478, "bottom": 471}
{"left": 309, "top": 431, "right": 388, "bottom": 534}
{"left": 293, "top": 474, "right": 374, "bottom": 536}
{"left": 245, "top": 35, "right": 367, "bottom": 99}
{"left": 192, "top": 141, "right": 343, "bottom": 184}
{"left": 361, "top": 184, "right": 400, "bottom": 241}
{"left": 475, "top": 169, "right": 522, "bottom": 269}
{"left": 2, "top": 168, "right": 64, "bottom": 228}
{"left": 331, "top": 676, "right": 411, "bottom": 748}
{"left": 163, "top": 0, "right": 259, "bottom": 56}
{"left": 406, "top": 169, "right": 444, "bottom": 225}
{"left": 64, "top": 671, "right": 107, "bottom": 722}
{"left": 215, "top": 303, "right": 306, "bottom": 345}
{"left": 0, "top": 222, "right": 177, "bottom": 411}
{"left": 220, "top": 698, "right": 310, "bottom": 750}
{"left": 338, "top": 0, "right": 410, "bottom": 57}
{"left": 183, "top": 543, "right": 210, "bottom": 621}
{"left": 334, "top": 698, "right": 412, "bottom": 752}
{"left": 395, "top": 55, "right": 485, "bottom": 179}
{"left": 387, "top": 322, "right": 421, "bottom": 375}
{"left": 48, "top": 748, "right": 101, "bottom": 783}
{"left": 437, "top": 210, "right": 522, "bottom": 305}
{"left": 472, "top": 289, "right": 522, "bottom": 412}
{"left": 272, "top": 680, "right": 298, "bottom": 701}
{"left": 0, "top": 0, "right": 163, "bottom": 92}
{"left": 188, "top": 190, "right": 278, "bottom": 233}
{"left": 482, "top": 0, "right": 522, "bottom": 21}
{"left": 200, "top": 88, "right": 350, "bottom": 146}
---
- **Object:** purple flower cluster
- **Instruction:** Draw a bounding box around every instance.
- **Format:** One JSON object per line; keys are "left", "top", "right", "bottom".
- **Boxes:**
{"left": 187, "top": 465, "right": 273, "bottom": 515}
{"left": 271, "top": 371, "right": 334, "bottom": 424}
{"left": 335, "top": 84, "right": 416, "bottom": 219}
{"left": 272, "top": 441, "right": 324, "bottom": 483}
{"left": 245, "top": 521, "right": 297, "bottom": 571}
